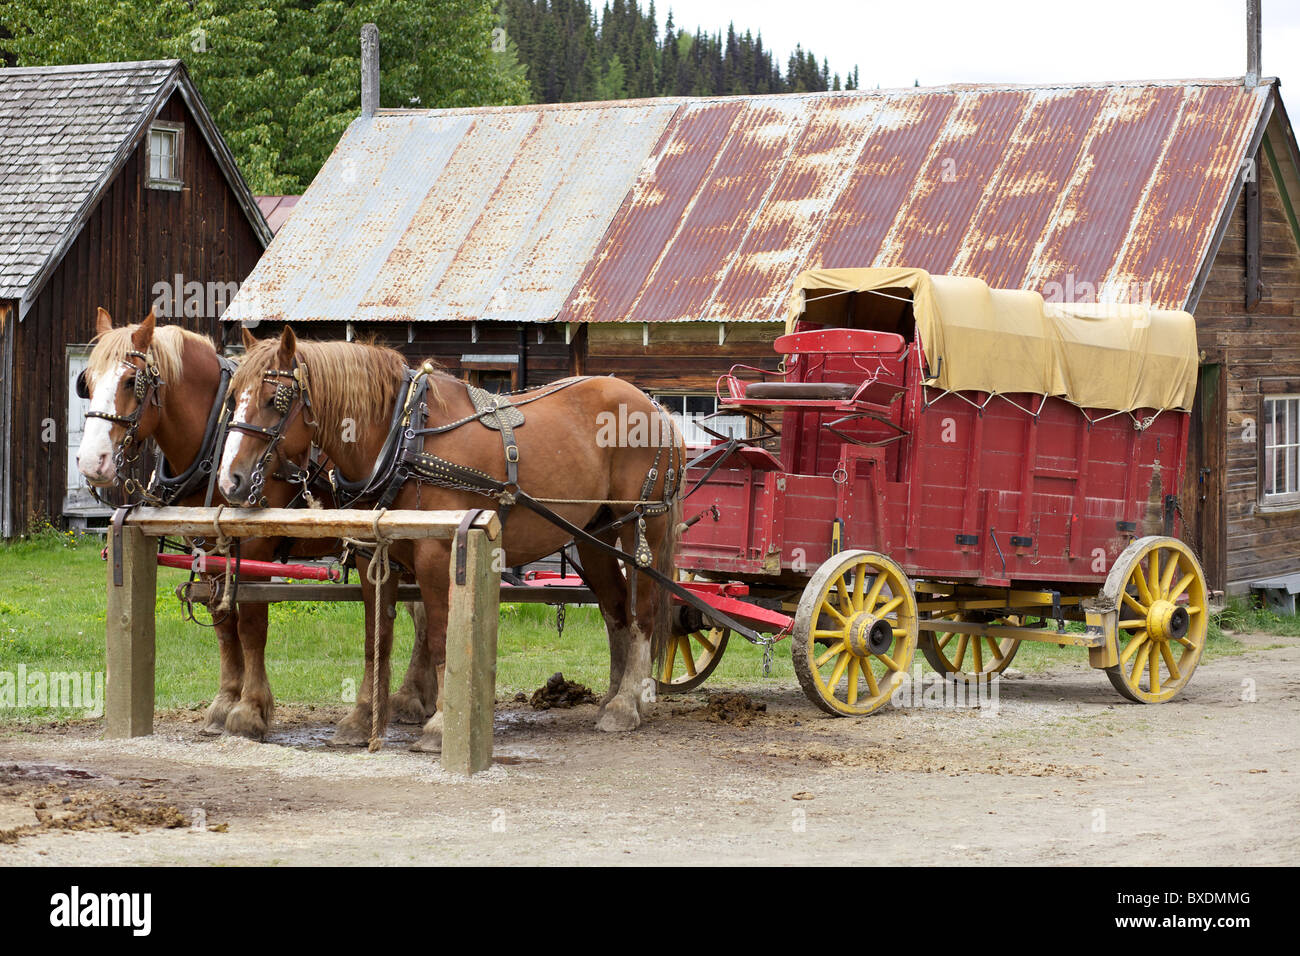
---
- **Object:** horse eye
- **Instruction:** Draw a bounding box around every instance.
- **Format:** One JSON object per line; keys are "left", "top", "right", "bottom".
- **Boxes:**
{"left": 123, "top": 376, "right": 136, "bottom": 393}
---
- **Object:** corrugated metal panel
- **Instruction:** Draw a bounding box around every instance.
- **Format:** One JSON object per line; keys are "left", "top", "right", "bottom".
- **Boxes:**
{"left": 227, "top": 79, "right": 1274, "bottom": 326}
{"left": 227, "top": 102, "right": 678, "bottom": 324}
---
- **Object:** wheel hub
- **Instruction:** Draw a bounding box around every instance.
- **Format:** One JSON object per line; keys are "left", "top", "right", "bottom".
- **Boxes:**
{"left": 1146, "top": 599, "right": 1189, "bottom": 643}
{"left": 847, "top": 612, "right": 894, "bottom": 657}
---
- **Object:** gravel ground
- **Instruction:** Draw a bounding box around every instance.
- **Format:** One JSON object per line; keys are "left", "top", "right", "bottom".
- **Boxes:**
{"left": 1, "top": 630, "right": 1296, "bottom": 866}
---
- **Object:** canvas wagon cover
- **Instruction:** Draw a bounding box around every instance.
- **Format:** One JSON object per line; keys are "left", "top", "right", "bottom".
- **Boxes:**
{"left": 786, "top": 268, "right": 1198, "bottom": 412}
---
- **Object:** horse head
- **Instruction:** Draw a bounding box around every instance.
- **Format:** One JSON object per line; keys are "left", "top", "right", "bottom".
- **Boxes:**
{"left": 220, "top": 325, "right": 316, "bottom": 505}
{"left": 76, "top": 307, "right": 163, "bottom": 486}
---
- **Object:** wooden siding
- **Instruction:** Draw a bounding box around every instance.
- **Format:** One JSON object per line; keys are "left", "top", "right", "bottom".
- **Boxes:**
{"left": 586, "top": 322, "right": 781, "bottom": 392}
{"left": 1195, "top": 148, "right": 1300, "bottom": 591}
{"left": 8, "top": 90, "right": 263, "bottom": 532}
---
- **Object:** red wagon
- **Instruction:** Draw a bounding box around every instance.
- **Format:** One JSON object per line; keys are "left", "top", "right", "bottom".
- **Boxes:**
{"left": 661, "top": 268, "right": 1208, "bottom": 716}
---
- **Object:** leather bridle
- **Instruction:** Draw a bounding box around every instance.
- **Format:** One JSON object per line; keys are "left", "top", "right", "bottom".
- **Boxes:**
{"left": 225, "top": 359, "right": 319, "bottom": 507}
{"left": 82, "top": 348, "right": 163, "bottom": 477}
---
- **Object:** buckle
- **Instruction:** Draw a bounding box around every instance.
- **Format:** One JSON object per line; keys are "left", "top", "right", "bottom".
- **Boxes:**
{"left": 506, "top": 445, "right": 519, "bottom": 463}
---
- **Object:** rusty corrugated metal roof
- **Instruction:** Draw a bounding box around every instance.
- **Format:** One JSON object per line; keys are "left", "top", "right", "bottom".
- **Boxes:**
{"left": 224, "top": 78, "right": 1274, "bottom": 325}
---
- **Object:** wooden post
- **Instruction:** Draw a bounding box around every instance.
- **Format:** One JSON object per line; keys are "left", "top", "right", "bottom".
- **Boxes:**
{"left": 105, "top": 524, "right": 157, "bottom": 738}
{"left": 442, "top": 527, "right": 500, "bottom": 775}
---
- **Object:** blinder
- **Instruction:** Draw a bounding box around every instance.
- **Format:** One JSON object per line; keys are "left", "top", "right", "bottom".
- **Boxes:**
{"left": 75, "top": 368, "right": 91, "bottom": 400}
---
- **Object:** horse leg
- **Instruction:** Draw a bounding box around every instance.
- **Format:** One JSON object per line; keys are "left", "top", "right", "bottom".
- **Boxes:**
{"left": 331, "top": 560, "right": 397, "bottom": 747}
{"left": 225, "top": 601, "right": 274, "bottom": 740}
{"left": 573, "top": 539, "right": 630, "bottom": 715}
{"left": 411, "top": 541, "right": 451, "bottom": 754}
{"left": 595, "top": 510, "right": 676, "bottom": 731}
{"left": 391, "top": 600, "right": 437, "bottom": 723}
{"left": 201, "top": 604, "right": 245, "bottom": 735}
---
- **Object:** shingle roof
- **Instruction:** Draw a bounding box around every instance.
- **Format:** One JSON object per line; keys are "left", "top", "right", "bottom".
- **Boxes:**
{"left": 224, "top": 78, "right": 1280, "bottom": 327}
{"left": 0, "top": 60, "right": 271, "bottom": 309}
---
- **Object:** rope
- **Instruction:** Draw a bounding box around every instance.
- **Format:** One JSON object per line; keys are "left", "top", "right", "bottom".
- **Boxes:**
{"left": 206, "top": 506, "right": 236, "bottom": 615}
{"left": 342, "top": 510, "right": 393, "bottom": 753}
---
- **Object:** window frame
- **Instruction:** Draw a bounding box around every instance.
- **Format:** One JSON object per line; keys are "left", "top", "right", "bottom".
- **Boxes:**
{"left": 146, "top": 121, "right": 185, "bottom": 191}
{"left": 460, "top": 355, "right": 520, "bottom": 393}
{"left": 1259, "top": 388, "right": 1300, "bottom": 510}
{"left": 653, "top": 391, "right": 749, "bottom": 447}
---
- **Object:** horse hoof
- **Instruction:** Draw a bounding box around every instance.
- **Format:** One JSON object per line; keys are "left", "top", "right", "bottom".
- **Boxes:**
{"left": 409, "top": 734, "right": 441, "bottom": 753}
{"left": 329, "top": 712, "right": 371, "bottom": 748}
{"left": 390, "top": 690, "right": 428, "bottom": 724}
{"left": 224, "top": 702, "right": 268, "bottom": 741}
{"left": 595, "top": 698, "right": 641, "bottom": 732}
{"left": 201, "top": 695, "right": 237, "bottom": 734}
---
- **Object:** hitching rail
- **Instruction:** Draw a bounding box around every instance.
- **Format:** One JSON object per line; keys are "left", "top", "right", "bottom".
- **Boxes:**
{"left": 105, "top": 506, "right": 502, "bottom": 775}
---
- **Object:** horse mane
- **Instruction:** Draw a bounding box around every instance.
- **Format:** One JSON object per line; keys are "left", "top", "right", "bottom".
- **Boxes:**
{"left": 86, "top": 324, "right": 215, "bottom": 390}
{"left": 230, "top": 337, "right": 414, "bottom": 439}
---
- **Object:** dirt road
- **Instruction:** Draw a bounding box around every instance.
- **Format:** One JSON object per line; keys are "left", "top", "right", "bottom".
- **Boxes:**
{"left": 2, "top": 631, "right": 1297, "bottom": 865}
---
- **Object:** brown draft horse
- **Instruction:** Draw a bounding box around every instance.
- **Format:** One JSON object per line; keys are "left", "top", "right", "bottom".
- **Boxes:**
{"left": 75, "top": 311, "right": 436, "bottom": 739}
{"left": 218, "top": 327, "right": 683, "bottom": 750}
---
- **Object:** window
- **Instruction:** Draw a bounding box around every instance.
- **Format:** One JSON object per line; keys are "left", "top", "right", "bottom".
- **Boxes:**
{"left": 64, "top": 347, "right": 105, "bottom": 515}
{"left": 460, "top": 355, "right": 519, "bottom": 394}
{"left": 654, "top": 393, "right": 747, "bottom": 448}
{"left": 1263, "top": 394, "right": 1300, "bottom": 505}
{"left": 146, "top": 122, "right": 183, "bottom": 189}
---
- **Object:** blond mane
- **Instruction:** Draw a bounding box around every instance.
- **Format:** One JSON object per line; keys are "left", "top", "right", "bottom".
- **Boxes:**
{"left": 85, "top": 324, "right": 216, "bottom": 391}
{"left": 230, "top": 338, "right": 412, "bottom": 439}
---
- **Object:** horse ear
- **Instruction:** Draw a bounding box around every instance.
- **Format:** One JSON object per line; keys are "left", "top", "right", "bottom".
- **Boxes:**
{"left": 241, "top": 325, "right": 259, "bottom": 351}
{"left": 130, "top": 309, "right": 156, "bottom": 351}
{"left": 277, "top": 325, "right": 297, "bottom": 367}
{"left": 95, "top": 307, "right": 113, "bottom": 336}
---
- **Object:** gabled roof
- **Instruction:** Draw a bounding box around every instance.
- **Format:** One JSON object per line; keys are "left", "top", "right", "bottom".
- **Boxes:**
{"left": 0, "top": 60, "right": 271, "bottom": 314}
{"left": 224, "top": 78, "right": 1281, "bottom": 326}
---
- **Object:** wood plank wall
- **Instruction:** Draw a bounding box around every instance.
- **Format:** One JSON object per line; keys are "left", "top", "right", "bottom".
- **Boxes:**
{"left": 1195, "top": 149, "right": 1300, "bottom": 591}
{"left": 8, "top": 91, "right": 264, "bottom": 533}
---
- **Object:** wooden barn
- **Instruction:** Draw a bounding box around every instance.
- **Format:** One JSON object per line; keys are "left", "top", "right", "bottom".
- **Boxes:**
{"left": 0, "top": 60, "right": 271, "bottom": 536}
{"left": 224, "top": 61, "right": 1300, "bottom": 594}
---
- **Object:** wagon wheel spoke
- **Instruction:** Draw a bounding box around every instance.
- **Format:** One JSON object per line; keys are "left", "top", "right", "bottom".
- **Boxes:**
{"left": 656, "top": 575, "right": 732, "bottom": 694}
{"left": 922, "top": 610, "right": 1022, "bottom": 682}
{"left": 1105, "top": 539, "right": 1206, "bottom": 704}
{"left": 792, "top": 551, "right": 917, "bottom": 716}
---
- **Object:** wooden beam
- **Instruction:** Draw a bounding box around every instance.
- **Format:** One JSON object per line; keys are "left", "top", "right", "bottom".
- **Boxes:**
{"left": 105, "top": 523, "right": 157, "bottom": 738}
{"left": 442, "top": 527, "right": 499, "bottom": 775}
{"left": 181, "top": 580, "right": 594, "bottom": 605}
{"left": 1246, "top": 150, "right": 1262, "bottom": 311}
{"left": 126, "top": 506, "right": 499, "bottom": 541}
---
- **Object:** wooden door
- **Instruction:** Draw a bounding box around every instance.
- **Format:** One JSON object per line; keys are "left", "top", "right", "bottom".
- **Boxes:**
{"left": 1182, "top": 363, "right": 1227, "bottom": 590}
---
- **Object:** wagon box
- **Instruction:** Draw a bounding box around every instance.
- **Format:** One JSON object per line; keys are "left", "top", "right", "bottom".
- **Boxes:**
{"left": 672, "top": 268, "right": 1209, "bottom": 713}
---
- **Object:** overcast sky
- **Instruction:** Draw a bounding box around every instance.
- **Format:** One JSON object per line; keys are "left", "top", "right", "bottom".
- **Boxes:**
{"left": 656, "top": 0, "right": 1299, "bottom": 89}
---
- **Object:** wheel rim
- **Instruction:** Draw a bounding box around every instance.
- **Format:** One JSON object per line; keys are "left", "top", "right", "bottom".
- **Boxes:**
{"left": 923, "top": 613, "right": 1021, "bottom": 682}
{"left": 1107, "top": 538, "right": 1207, "bottom": 703}
{"left": 793, "top": 551, "right": 917, "bottom": 716}
{"left": 657, "top": 625, "right": 729, "bottom": 693}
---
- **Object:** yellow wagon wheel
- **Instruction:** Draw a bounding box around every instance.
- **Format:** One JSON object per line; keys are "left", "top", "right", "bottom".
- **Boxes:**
{"left": 1102, "top": 536, "right": 1207, "bottom": 704}
{"left": 657, "top": 572, "right": 730, "bottom": 693}
{"left": 657, "top": 625, "right": 730, "bottom": 693}
{"left": 921, "top": 612, "right": 1021, "bottom": 682}
{"left": 791, "top": 550, "right": 917, "bottom": 716}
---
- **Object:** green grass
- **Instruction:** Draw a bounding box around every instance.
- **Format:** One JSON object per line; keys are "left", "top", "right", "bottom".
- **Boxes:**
{"left": 0, "top": 532, "right": 1288, "bottom": 722}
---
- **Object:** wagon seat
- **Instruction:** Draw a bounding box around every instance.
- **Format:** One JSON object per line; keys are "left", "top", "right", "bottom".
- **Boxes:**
{"left": 720, "top": 295, "right": 915, "bottom": 480}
